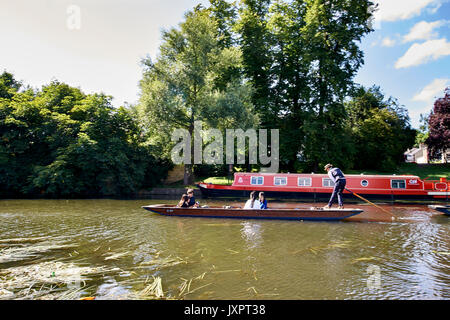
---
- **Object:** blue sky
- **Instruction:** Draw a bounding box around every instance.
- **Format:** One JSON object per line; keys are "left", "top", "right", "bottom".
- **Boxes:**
{"left": 0, "top": 0, "right": 449, "bottom": 129}
{"left": 355, "top": 0, "right": 450, "bottom": 128}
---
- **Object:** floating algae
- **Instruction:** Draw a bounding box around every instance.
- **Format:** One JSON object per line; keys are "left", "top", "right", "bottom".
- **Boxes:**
{"left": 351, "top": 256, "right": 378, "bottom": 264}
{"left": 103, "top": 251, "right": 130, "bottom": 261}
{"left": 138, "top": 276, "right": 164, "bottom": 299}
{"left": 246, "top": 286, "right": 279, "bottom": 297}
{"left": 432, "top": 250, "right": 450, "bottom": 255}
{"left": 0, "top": 289, "right": 14, "bottom": 299}
{"left": 138, "top": 255, "right": 188, "bottom": 269}
{"left": 177, "top": 272, "right": 211, "bottom": 299}
{"left": 185, "top": 283, "right": 212, "bottom": 295}
{"left": 0, "top": 241, "right": 79, "bottom": 264}
{"left": 211, "top": 269, "right": 241, "bottom": 274}
{"left": 247, "top": 286, "right": 258, "bottom": 294}
{"left": 0, "top": 236, "right": 51, "bottom": 244}
{"left": 293, "top": 240, "right": 353, "bottom": 255}
{"left": 0, "top": 261, "right": 121, "bottom": 300}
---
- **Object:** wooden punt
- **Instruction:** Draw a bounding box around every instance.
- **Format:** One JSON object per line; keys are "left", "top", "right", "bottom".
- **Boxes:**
{"left": 142, "top": 204, "right": 363, "bottom": 221}
{"left": 428, "top": 205, "right": 450, "bottom": 216}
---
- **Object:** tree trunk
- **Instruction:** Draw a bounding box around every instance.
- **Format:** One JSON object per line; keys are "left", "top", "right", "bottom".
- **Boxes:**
{"left": 183, "top": 120, "right": 195, "bottom": 185}
{"left": 183, "top": 164, "right": 194, "bottom": 185}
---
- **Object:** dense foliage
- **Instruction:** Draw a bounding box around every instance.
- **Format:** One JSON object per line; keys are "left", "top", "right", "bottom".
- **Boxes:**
{"left": 0, "top": 72, "right": 169, "bottom": 197}
{"left": 345, "top": 86, "right": 416, "bottom": 170}
{"left": 139, "top": 0, "right": 417, "bottom": 175}
{"left": 138, "top": 6, "right": 258, "bottom": 184}
{"left": 1, "top": 0, "right": 421, "bottom": 197}
{"left": 426, "top": 87, "right": 450, "bottom": 162}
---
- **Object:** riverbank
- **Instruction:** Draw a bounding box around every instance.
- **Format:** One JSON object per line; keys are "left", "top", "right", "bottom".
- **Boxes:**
{"left": 1, "top": 164, "right": 447, "bottom": 200}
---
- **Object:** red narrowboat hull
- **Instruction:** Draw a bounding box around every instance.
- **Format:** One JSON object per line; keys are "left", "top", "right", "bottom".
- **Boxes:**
{"left": 142, "top": 204, "right": 363, "bottom": 221}
{"left": 197, "top": 172, "right": 450, "bottom": 202}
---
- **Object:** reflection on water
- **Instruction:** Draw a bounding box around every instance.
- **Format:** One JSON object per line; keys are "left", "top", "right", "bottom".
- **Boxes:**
{"left": 241, "top": 222, "right": 263, "bottom": 250}
{"left": 0, "top": 199, "right": 448, "bottom": 300}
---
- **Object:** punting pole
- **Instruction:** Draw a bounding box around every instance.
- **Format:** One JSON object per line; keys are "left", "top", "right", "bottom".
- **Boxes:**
{"left": 345, "top": 188, "right": 396, "bottom": 220}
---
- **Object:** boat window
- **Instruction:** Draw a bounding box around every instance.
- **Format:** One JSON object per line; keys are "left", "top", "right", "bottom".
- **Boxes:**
{"left": 323, "top": 178, "right": 335, "bottom": 187}
{"left": 274, "top": 177, "right": 287, "bottom": 185}
{"left": 298, "top": 177, "right": 312, "bottom": 186}
{"left": 250, "top": 176, "right": 264, "bottom": 185}
{"left": 361, "top": 180, "right": 369, "bottom": 187}
{"left": 391, "top": 179, "right": 406, "bottom": 189}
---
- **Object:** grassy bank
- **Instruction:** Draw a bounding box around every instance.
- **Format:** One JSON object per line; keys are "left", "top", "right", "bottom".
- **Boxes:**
{"left": 346, "top": 163, "right": 449, "bottom": 180}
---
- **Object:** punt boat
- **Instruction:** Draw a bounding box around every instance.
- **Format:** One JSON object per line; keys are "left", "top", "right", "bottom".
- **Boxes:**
{"left": 142, "top": 204, "right": 363, "bottom": 221}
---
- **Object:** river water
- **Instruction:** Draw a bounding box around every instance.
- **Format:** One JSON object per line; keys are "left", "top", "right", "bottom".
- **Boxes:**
{"left": 0, "top": 198, "right": 448, "bottom": 300}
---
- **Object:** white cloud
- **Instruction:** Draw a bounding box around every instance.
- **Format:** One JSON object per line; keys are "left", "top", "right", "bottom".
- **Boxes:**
{"left": 395, "top": 38, "right": 450, "bottom": 69}
{"left": 403, "top": 20, "right": 448, "bottom": 42}
{"left": 412, "top": 78, "right": 450, "bottom": 103}
{"left": 373, "top": 0, "right": 442, "bottom": 23}
{"left": 381, "top": 37, "right": 396, "bottom": 47}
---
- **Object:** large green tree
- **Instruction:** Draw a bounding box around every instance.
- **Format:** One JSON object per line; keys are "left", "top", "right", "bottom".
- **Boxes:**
{"left": 300, "top": 0, "right": 374, "bottom": 171}
{"left": 236, "top": 0, "right": 375, "bottom": 171}
{"left": 236, "top": 0, "right": 274, "bottom": 128}
{"left": 138, "top": 7, "right": 257, "bottom": 184}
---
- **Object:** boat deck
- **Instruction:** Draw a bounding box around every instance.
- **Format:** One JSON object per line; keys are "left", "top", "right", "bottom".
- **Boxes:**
{"left": 142, "top": 204, "right": 363, "bottom": 221}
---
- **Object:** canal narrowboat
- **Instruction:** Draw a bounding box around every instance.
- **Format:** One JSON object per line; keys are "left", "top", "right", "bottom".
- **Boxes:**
{"left": 142, "top": 204, "right": 363, "bottom": 221}
{"left": 197, "top": 172, "right": 450, "bottom": 201}
{"left": 428, "top": 205, "right": 450, "bottom": 216}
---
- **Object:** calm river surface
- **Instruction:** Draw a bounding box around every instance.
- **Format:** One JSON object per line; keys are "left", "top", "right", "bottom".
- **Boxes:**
{"left": 0, "top": 198, "right": 449, "bottom": 300}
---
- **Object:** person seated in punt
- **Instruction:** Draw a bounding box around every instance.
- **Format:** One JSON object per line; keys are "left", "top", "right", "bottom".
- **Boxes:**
{"left": 259, "top": 192, "right": 268, "bottom": 209}
{"left": 186, "top": 188, "right": 199, "bottom": 207}
{"left": 177, "top": 194, "right": 189, "bottom": 208}
{"left": 244, "top": 191, "right": 261, "bottom": 209}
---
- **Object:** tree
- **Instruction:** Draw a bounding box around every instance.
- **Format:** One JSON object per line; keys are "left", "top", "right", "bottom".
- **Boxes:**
{"left": 236, "top": 0, "right": 274, "bottom": 127}
{"left": 236, "top": 0, "right": 375, "bottom": 171}
{"left": 138, "top": 7, "right": 257, "bottom": 185}
{"left": 0, "top": 71, "right": 22, "bottom": 99}
{"left": 266, "top": 0, "right": 311, "bottom": 171}
{"left": 426, "top": 87, "right": 450, "bottom": 162}
{"left": 345, "top": 86, "right": 416, "bottom": 170}
{"left": 415, "top": 113, "right": 429, "bottom": 147}
{"left": 299, "top": 0, "right": 375, "bottom": 171}
{"left": 0, "top": 72, "right": 167, "bottom": 197}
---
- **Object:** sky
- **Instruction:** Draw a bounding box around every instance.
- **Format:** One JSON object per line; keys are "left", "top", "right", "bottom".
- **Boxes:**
{"left": 0, "top": 0, "right": 449, "bottom": 129}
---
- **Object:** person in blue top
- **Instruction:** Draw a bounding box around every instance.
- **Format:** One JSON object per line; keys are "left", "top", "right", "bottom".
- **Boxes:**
{"left": 259, "top": 192, "right": 268, "bottom": 209}
{"left": 186, "top": 189, "right": 199, "bottom": 207}
{"left": 323, "top": 163, "right": 346, "bottom": 209}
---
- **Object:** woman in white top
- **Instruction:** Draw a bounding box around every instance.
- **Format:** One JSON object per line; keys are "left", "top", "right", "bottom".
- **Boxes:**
{"left": 244, "top": 191, "right": 260, "bottom": 209}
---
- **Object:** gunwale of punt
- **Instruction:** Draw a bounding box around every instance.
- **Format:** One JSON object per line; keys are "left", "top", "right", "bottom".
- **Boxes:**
{"left": 142, "top": 204, "right": 363, "bottom": 221}
{"left": 428, "top": 205, "right": 450, "bottom": 216}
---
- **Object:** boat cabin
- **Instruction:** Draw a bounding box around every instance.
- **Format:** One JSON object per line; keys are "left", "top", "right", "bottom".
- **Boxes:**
{"left": 230, "top": 172, "right": 449, "bottom": 198}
